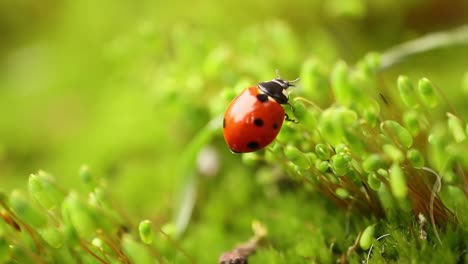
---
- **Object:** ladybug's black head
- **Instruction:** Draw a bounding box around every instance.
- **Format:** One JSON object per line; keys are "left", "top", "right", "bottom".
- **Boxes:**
{"left": 257, "top": 77, "right": 299, "bottom": 104}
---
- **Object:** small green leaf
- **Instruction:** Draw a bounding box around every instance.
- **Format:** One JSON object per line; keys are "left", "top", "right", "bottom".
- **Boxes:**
{"left": 291, "top": 101, "right": 307, "bottom": 119}
{"left": 397, "top": 75, "right": 419, "bottom": 108}
{"left": 335, "top": 188, "right": 349, "bottom": 199}
{"left": 300, "top": 58, "right": 328, "bottom": 103}
{"left": 339, "top": 108, "right": 358, "bottom": 124}
{"left": 403, "top": 110, "right": 421, "bottom": 136}
{"left": 367, "top": 173, "right": 381, "bottom": 191}
{"left": 362, "top": 154, "right": 385, "bottom": 173}
{"left": 363, "top": 111, "right": 379, "bottom": 127}
{"left": 79, "top": 165, "right": 95, "bottom": 186}
{"left": 363, "top": 52, "right": 381, "bottom": 73}
{"left": 316, "top": 160, "right": 330, "bottom": 173}
{"left": 356, "top": 52, "right": 381, "bottom": 77}
{"left": 305, "top": 152, "right": 318, "bottom": 164}
{"left": 62, "top": 192, "right": 97, "bottom": 238}
{"left": 28, "top": 174, "right": 55, "bottom": 210}
{"left": 344, "top": 126, "right": 367, "bottom": 156}
{"left": 447, "top": 113, "right": 466, "bottom": 142}
{"left": 92, "top": 238, "right": 104, "bottom": 249}
{"left": 37, "top": 171, "right": 65, "bottom": 208}
{"left": 301, "top": 109, "right": 318, "bottom": 130}
{"left": 9, "top": 190, "right": 47, "bottom": 228}
{"left": 335, "top": 143, "right": 348, "bottom": 154}
{"left": 359, "top": 224, "right": 376, "bottom": 250}
{"left": 318, "top": 110, "right": 342, "bottom": 145}
{"left": 284, "top": 146, "right": 310, "bottom": 169}
{"left": 382, "top": 144, "right": 404, "bottom": 162}
{"left": 381, "top": 120, "right": 413, "bottom": 148}
{"left": 139, "top": 220, "right": 154, "bottom": 244}
{"left": 377, "top": 168, "right": 388, "bottom": 177}
{"left": 315, "top": 144, "right": 331, "bottom": 160}
{"left": 39, "top": 226, "right": 63, "bottom": 248}
{"left": 418, "top": 77, "right": 438, "bottom": 108}
{"left": 389, "top": 163, "right": 407, "bottom": 199}
{"left": 331, "top": 61, "right": 354, "bottom": 106}
{"left": 330, "top": 154, "right": 349, "bottom": 176}
{"left": 28, "top": 172, "right": 64, "bottom": 211}
{"left": 286, "top": 162, "right": 303, "bottom": 181}
{"left": 407, "top": 149, "right": 424, "bottom": 168}
{"left": 317, "top": 107, "right": 357, "bottom": 145}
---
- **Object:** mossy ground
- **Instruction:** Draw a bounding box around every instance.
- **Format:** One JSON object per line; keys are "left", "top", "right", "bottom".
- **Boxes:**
{"left": 1, "top": 1, "right": 468, "bottom": 263}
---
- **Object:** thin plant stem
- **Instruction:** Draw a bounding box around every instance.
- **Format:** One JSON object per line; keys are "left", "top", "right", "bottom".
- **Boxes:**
{"left": 365, "top": 233, "right": 391, "bottom": 264}
{"left": 421, "top": 166, "right": 443, "bottom": 245}
{"left": 380, "top": 24, "right": 468, "bottom": 70}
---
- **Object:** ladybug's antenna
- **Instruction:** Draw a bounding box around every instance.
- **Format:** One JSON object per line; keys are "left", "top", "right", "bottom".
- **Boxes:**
{"left": 288, "top": 77, "right": 300, "bottom": 83}
{"left": 275, "top": 69, "right": 281, "bottom": 79}
{"left": 274, "top": 69, "right": 300, "bottom": 85}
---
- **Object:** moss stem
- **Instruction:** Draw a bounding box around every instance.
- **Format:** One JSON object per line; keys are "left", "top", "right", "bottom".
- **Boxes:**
{"left": 380, "top": 24, "right": 468, "bottom": 70}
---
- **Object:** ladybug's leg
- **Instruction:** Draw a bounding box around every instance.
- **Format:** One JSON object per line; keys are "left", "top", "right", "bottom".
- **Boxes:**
{"left": 285, "top": 103, "right": 298, "bottom": 123}
{"left": 285, "top": 113, "right": 298, "bottom": 123}
{"left": 284, "top": 103, "right": 298, "bottom": 123}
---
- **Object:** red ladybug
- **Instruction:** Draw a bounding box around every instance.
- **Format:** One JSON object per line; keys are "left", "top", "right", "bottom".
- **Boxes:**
{"left": 223, "top": 76, "right": 298, "bottom": 153}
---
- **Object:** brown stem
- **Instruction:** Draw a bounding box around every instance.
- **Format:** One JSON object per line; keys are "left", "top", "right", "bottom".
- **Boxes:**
{"left": 80, "top": 240, "right": 109, "bottom": 264}
{"left": 157, "top": 227, "right": 196, "bottom": 264}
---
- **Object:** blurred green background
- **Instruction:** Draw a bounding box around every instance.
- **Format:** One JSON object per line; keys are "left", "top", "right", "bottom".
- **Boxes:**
{"left": 1, "top": 0, "right": 468, "bottom": 262}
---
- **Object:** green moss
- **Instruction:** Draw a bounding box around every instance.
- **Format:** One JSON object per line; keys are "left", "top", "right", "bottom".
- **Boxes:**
{"left": 1, "top": 2, "right": 468, "bottom": 263}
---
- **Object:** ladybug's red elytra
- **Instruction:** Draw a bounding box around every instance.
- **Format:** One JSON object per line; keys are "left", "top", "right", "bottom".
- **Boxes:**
{"left": 223, "top": 76, "right": 298, "bottom": 153}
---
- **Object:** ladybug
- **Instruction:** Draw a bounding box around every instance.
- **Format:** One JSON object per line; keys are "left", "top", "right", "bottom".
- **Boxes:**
{"left": 223, "top": 75, "right": 298, "bottom": 153}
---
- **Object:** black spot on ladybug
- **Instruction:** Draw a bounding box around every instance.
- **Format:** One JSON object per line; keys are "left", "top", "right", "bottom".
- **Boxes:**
{"left": 254, "top": 118, "right": 264, "bottom": 127}
{"left": 256, "top": 94, "right": 268, "bottom": 103}
{"left": 273, "top": 122, "right": 278, "bottom": 130}
{"left": 247, "top": 141, "right": 259, "bottom": 149}
{"left": 223, "top": 118, "right": 226, "bottom": 128}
